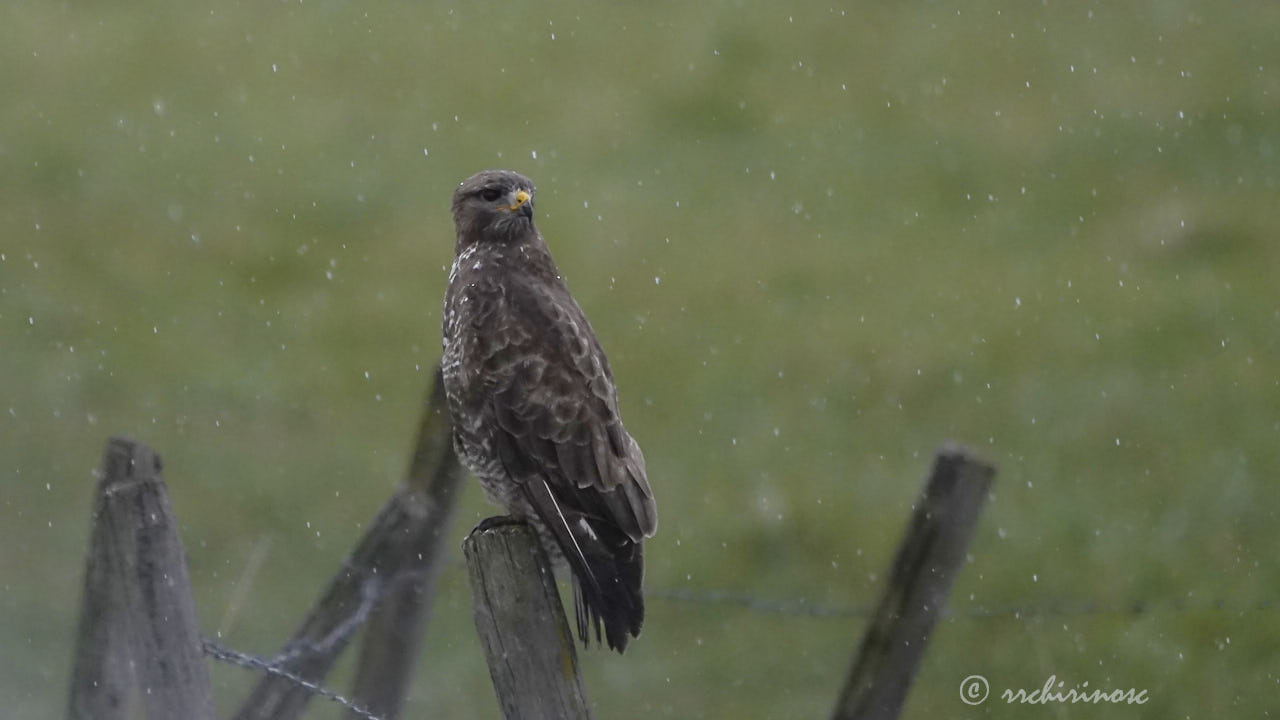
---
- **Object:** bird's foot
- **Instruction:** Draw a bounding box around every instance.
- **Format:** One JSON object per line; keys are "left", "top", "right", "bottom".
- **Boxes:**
{"left": 472, "top": 515, "right": 526, "bottom": 534}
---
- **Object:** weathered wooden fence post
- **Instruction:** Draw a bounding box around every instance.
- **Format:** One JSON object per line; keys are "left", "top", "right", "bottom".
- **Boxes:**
{"left": 345, "top": 368, "right": 468, "bottom": 720}
{"left": 67, "top": 441, "right": 136, "bottom": 720}
{"left": 831, "top": 446, "right": 995, "bottom": 720}
{"left": 234, "top": 368, "right": 465, "bottom": 720}
{"left": 67, "top": 437, "right": 215, "bottom": 720}
{"left": 68, "top": 376, "right": 990, "bottom": 720}
{"left": 464, "top": 521, "right": 594, "bottom": 720}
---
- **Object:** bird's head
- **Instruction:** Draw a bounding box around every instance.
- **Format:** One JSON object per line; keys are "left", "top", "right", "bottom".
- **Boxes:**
{"left": 452, "top": 169, "right": 537, "bottom": 247}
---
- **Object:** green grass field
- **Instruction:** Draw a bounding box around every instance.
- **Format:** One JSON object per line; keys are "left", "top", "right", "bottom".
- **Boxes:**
{"left": 3, "top": 1, "right": 1278, "bottom": 717}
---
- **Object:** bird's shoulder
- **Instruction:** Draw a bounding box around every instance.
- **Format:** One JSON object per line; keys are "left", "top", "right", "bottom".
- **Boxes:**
{"left": 452, "top": 246, "right": 589, "bottom": 340}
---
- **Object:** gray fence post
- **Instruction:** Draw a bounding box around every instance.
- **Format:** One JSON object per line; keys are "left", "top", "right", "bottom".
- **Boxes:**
{"left": 67, "top": 437, "right": 215, "bottom": 720}
{"left": 234, "top": 369, "right": 465, "bottom": 720}
{"left": 464, "top": 521, "right": 594, "bottom": 720}
{"left": 831, "top": 446, "right": 995, "bottom": 720}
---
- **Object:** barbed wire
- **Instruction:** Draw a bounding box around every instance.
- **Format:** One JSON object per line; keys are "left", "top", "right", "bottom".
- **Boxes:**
{"left": 201, "top": 574, "right": 386, "bottom": 720}
{"left": 433, "top": 553, "right": 1274, "bottom": 621}
{"left": 647, "top": 587, "right": 872, "bottom": 618}
{"left": 267, "top": 574, "right": 382, "bottom": 667}
{"left": 200, "top": 573, "right": 1270, "bottom": 719}
{"left": 200, "top": 554, "right": 1271, "bottom": 719}
{"left": 646, "top": 586, "right": 1276, "bottom": 621}
{"left": 202, "top": 639, "right": 386, "bottom": 720}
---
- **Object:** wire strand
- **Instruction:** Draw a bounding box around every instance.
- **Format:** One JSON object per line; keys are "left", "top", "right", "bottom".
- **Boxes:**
{"left": 646, "top": 586, "right": 1276, "bottom": 621}
{"left": 202, "top": 639, "right": 385, "bottom": 720}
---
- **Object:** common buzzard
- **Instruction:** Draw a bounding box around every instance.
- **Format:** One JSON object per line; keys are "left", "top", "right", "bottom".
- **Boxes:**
{"left": 442, "top": 169, "right": 657, "bottom": 652}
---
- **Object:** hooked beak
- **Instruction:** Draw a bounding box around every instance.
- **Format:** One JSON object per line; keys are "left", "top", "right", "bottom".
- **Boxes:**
{"left": 506, "top": 189, "right": 533, "bottom": 218}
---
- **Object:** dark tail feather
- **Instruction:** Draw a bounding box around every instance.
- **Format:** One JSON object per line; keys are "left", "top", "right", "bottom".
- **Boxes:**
{"left": 572, "top": 539, "right": 644, "bottom": 653}
{"left": 522, "top": 479, "right": 645, "bottom": 653}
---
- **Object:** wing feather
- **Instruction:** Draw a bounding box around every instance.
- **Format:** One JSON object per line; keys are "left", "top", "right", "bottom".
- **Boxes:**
{"left": 481, "top": 276, "right": 657, "bottom": 650}
{"left": 486, "top": 281, "right": 657, "bottom": 541}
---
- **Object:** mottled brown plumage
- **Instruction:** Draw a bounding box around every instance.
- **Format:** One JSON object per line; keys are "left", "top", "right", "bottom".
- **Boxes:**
{"left": 441, "top": 169, "right": 657, "bottom": 652}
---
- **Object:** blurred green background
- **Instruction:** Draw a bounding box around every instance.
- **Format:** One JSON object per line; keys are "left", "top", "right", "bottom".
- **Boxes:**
{"left": 3, "top": 0, "right": 1278, "bottom": 717}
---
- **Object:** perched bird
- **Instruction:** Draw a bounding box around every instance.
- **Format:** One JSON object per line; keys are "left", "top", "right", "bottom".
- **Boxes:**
{"left": 442, "top": 169, "right": 658, "bottom": 652}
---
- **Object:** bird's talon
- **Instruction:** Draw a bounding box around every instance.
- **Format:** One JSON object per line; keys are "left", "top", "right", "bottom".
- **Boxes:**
{"left": 473, "top": 515, "right": 524, "bottom": 533}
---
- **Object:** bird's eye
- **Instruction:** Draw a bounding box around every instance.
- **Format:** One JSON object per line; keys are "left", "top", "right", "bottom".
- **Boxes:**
{"left": 479, "top": 187, "right": 502, "bottom": 202}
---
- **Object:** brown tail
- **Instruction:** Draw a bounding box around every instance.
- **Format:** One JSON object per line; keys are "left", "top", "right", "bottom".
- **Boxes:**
{"left": 572, "top": 536, "right": 644, "bottom": 652}
{"left": 522, "top": 478, "right": 645, "bottom": 652}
